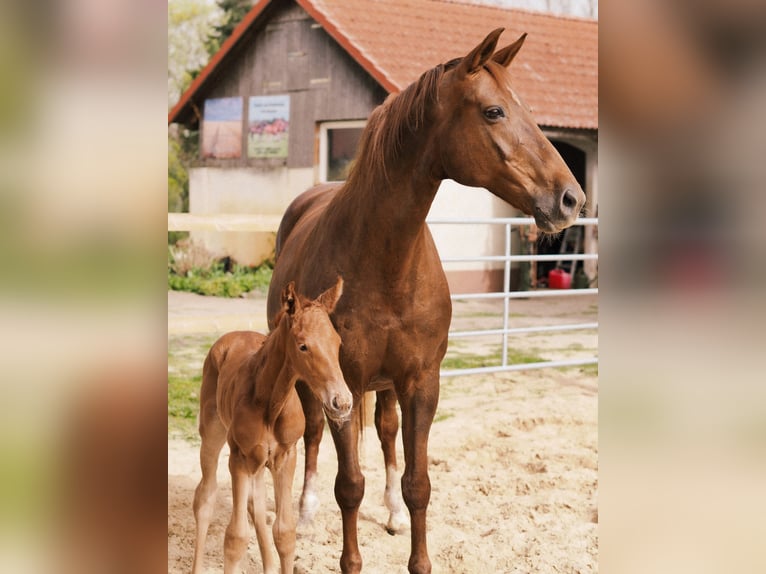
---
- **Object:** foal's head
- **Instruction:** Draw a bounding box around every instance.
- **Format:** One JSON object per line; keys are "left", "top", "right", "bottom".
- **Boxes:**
{"left": 433, "top": 28, "right": 586, "bottom": 232}
{"left": 279, "top": 277, "right": 352, "bottom": 423}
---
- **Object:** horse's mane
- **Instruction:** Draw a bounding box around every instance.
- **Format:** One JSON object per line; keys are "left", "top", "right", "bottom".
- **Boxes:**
{"left": 345, "top": 58, "right": 462, "bottom": 186}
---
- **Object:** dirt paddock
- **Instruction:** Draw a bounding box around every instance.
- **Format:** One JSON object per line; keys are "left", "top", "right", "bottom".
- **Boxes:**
{"left": 168, "top": 291, "right": 598, "bottom": 573}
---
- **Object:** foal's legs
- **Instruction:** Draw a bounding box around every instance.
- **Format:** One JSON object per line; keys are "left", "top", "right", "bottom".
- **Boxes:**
{"left": 398, "top": 372, "right": 440, "bottom": 574}
{"left": 191, "top": 405, "right": 227, "bottom": 574}
{"left": 375, "top": 389, "right": 409, "bottom": 534}
{"left": 330, "top": 404, "right": 365, "bottom": 573}
{"left": 270, "top": 445, "right": 299, "bottom": 574}
{"left": 223, "top": 449, "right": 253, "bottom": 574}
{"left": 250, "top": 468, "right": 276, "bottom": 574}
{"left": 296, "top": 380, "right": 324, "bottom": 525}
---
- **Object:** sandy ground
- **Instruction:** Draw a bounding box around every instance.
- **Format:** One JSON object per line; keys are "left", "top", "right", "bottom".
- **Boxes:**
{"left": 168, "top": 291, "right": 598, "bottom": 573}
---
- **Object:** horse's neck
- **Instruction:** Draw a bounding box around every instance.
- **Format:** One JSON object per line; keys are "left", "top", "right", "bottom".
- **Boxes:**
{"left": 332, "top": 140, "right": 440, "bottom": 261}
{"left": 251, "top": 321, "right": 296, "bottom": 427}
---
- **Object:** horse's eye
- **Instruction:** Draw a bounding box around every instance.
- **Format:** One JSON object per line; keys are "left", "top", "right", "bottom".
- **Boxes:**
{"left": 483, "top": 106, "right": 505, "bottom": 120}
{"left": 298, "top": 343, "right": 308, "bottom": 352}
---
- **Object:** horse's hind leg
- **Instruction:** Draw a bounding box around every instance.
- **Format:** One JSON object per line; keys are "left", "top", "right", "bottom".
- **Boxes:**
{"left": 296, "top": 380, "right": 324, "bottom": 526}
{"left": 375, "top": 389, "right": 409, "bottom": 534}
{"left": 191, "top": 402, "right": 227, "bottom": 574}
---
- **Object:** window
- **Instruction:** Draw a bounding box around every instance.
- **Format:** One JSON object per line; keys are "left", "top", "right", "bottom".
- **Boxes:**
{"left": 318, "top": 121, "right": 365, "bottom": 182}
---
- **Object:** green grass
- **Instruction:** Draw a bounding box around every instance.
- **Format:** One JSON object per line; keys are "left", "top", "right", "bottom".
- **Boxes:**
{"left": 433, "top": 410, "right": 455, "bottom": 423}
{"left": 578, "top": 362, "right": 599, "bottom": 376}
{"left": 168, "top": 334, "right": 219, "bottom": 440}
{"left": 168, "top": 373, "right": 201, "bottom": 440}
{"left": 441, "top": 344, "right": 545, "bottom": 371}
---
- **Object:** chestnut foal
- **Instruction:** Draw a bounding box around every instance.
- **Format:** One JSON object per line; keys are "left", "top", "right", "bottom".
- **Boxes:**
{"left": 191, "top": 278, "right": 352, "bottom": 574}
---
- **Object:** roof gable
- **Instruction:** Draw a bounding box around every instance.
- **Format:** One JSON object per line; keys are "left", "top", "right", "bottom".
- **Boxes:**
{"left": 169, "top": 0, "right": 597, "bottom": 129}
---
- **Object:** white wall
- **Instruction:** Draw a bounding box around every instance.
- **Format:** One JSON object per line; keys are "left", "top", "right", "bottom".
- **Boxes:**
{"left": 428, "top": 179, "right": 519, "bottom": 269}
{"left": 428, "top": 179, "right": 521, "bottom": 292}
{"left": 188, "top": 166, "right": 313, "bottom": 266}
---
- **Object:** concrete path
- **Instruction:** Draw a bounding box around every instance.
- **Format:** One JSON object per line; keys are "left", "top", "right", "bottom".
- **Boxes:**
{"left": 167, "top": 290, "right": 269, "bottom": 335}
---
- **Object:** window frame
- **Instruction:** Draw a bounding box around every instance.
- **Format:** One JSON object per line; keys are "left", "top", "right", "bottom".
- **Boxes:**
{"left": 317, "top": 120, "right": 367, "bottom": 183}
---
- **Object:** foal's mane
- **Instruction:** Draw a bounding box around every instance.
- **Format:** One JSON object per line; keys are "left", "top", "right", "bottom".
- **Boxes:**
{"left": 268, "top": 298, "right": 325, "bottom": 342}
{"left": 345, "top": 58, "right": 461, "bottom": 186}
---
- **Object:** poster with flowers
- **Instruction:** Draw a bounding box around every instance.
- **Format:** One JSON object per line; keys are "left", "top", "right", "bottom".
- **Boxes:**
{"left": 248, "top": 95, "right": 290, "bottom": 158}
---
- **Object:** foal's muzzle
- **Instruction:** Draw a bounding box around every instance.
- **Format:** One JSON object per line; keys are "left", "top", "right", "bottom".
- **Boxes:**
{"left": 323, "top": 388, "right": 353, "bottom": 422}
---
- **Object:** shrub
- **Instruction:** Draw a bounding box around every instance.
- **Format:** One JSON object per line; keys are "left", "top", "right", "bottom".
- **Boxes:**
{"left": 168, "top": 239, "right": 273, "bottom": 297}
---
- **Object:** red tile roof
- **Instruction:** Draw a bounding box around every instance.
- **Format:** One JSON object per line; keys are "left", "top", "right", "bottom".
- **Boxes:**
{"left": 169, "top": 0, "right": 597, "bottom": 129}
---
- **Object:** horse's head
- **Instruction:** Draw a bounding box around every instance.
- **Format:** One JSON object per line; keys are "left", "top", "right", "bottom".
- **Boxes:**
{"left": 434, "top": 28, "right": 586, "bottom": 233}
{"left": 281, "top": 277, "right": 352, "bottom": 423}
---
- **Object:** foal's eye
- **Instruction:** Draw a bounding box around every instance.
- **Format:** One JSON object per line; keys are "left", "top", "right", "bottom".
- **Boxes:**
{"left": 298, "top": 343, "right": 308, "bottom": 352}
{"left": 483, "top": 106, "right": 505, "bottom": 120}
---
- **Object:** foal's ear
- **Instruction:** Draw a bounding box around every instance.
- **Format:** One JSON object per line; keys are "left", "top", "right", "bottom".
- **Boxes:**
{"left": 281, "top": 281, "right": 299, "bottom": 315}
{"left": 458, "top": 28, "right": 504, "bottom": 76}
{"left": 316, "top": 276, "right": 344, "bottom": 314}
{"left": 493, "top": 32, "right": 527, "bottom": 68}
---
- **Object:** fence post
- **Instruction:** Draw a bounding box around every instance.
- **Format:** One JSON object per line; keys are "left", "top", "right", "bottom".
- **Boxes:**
{"left": 501, "top": 222, "right": 511, "bottom": 368}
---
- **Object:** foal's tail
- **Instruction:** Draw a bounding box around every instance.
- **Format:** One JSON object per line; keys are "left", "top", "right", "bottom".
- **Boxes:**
{"left": 198, "top": 341, "right": 225, "bottom": 437}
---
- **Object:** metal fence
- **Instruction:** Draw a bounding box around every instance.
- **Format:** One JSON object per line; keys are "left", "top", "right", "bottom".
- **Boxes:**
{"left": 168, "top": 213, "right": 598, "bottom": 377}
{"left": 427, "top": 217, "right": 599, "bottom": 377}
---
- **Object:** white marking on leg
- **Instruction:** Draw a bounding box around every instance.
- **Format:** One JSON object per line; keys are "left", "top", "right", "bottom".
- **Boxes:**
{"left": 384, "top": 465, "right": 409, "bottom": 534}
{"left": 299, "top": 470, "right": 320, "bottom": 526}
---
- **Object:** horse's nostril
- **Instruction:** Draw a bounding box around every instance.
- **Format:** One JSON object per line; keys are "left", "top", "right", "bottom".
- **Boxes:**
{"left": 330, "top": 393, "right": 352, "bottom": 414}
{"left": 332, "top": 395, "right": 348, "bottom": 411}
{"left": 561, "top": 188, "right": 578, "bottom": 211}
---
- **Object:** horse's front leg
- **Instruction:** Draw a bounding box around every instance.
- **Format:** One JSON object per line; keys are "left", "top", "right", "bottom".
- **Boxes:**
{"left": 375, "top": 389, "right": 409, "bottom": 534}
{"left": 223, "top": 448, "right": 253, "bottom": 574}
{"left": 270, "top": 444, "right": 298, "bottom": 574}
{"left": 330, "top": 403, "right": 365, "bottom": 573}
{"left": 250, "top": 467, "right": 276, "bottom": 574}
{"left": 296, "top": 380, "right": 324, "bottom": 526}
{"left": 397, "top": 371, "right": 440, "bottom": 574}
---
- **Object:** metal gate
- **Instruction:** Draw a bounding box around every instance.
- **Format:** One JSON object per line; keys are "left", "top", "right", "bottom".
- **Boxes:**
{"left": 427, "top": 217, "right": 599, "bottom": 377}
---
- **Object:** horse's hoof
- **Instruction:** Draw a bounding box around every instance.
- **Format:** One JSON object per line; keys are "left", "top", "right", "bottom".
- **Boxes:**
{"left": 386, "top": 509, "right": 410, "bottom": 535}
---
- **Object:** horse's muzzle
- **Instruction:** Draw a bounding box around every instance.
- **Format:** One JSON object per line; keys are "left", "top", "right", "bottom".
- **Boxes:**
{"left": 324, "top": 389, "right": 353, "bottom": 422}
{"left": 535, "top": 185, "right": 586, "bottom": 232}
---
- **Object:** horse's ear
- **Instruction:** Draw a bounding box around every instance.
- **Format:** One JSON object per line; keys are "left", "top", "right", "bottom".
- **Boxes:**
{"left": 317, "top": 276, "right": 343, "bottom": 314}
{"left": 281, "top": 281, "right": 299, "bottom": 315}
{"left": 493, "top": 32, "right": 527, "bottom": 68}
{"left": 458, "top": 28, "right": 504, "bottom": 76}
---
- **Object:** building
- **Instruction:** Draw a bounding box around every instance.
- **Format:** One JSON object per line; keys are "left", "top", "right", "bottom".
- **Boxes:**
{"left": 168, "top": 0, "right": 597, "bottom": 291}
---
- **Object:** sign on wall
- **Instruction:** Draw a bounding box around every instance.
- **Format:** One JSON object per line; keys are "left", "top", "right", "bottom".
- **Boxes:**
{"left": 201, "top": 97, "right": 243, "bottom": 159}
{"left": 248, "top": 95, "right": 290, "bottom": 158}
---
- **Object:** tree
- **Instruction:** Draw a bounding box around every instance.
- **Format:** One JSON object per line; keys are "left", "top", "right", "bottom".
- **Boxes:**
{"left": 168, "top": 0, "right": 220, "bottom": 108}
{"left": 168, "top": 0, "right": 222, "bottom": 232}
{"left": 204, "top": 0, "right": 253, "bottom": 57}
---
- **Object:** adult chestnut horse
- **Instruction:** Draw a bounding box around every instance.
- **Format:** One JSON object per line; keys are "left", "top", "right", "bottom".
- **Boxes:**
{"left": 192, "top": 279, "right": 351, "bottom": 574}
{"left": 266, "top": 29, "right": 585, "bottom": 573}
